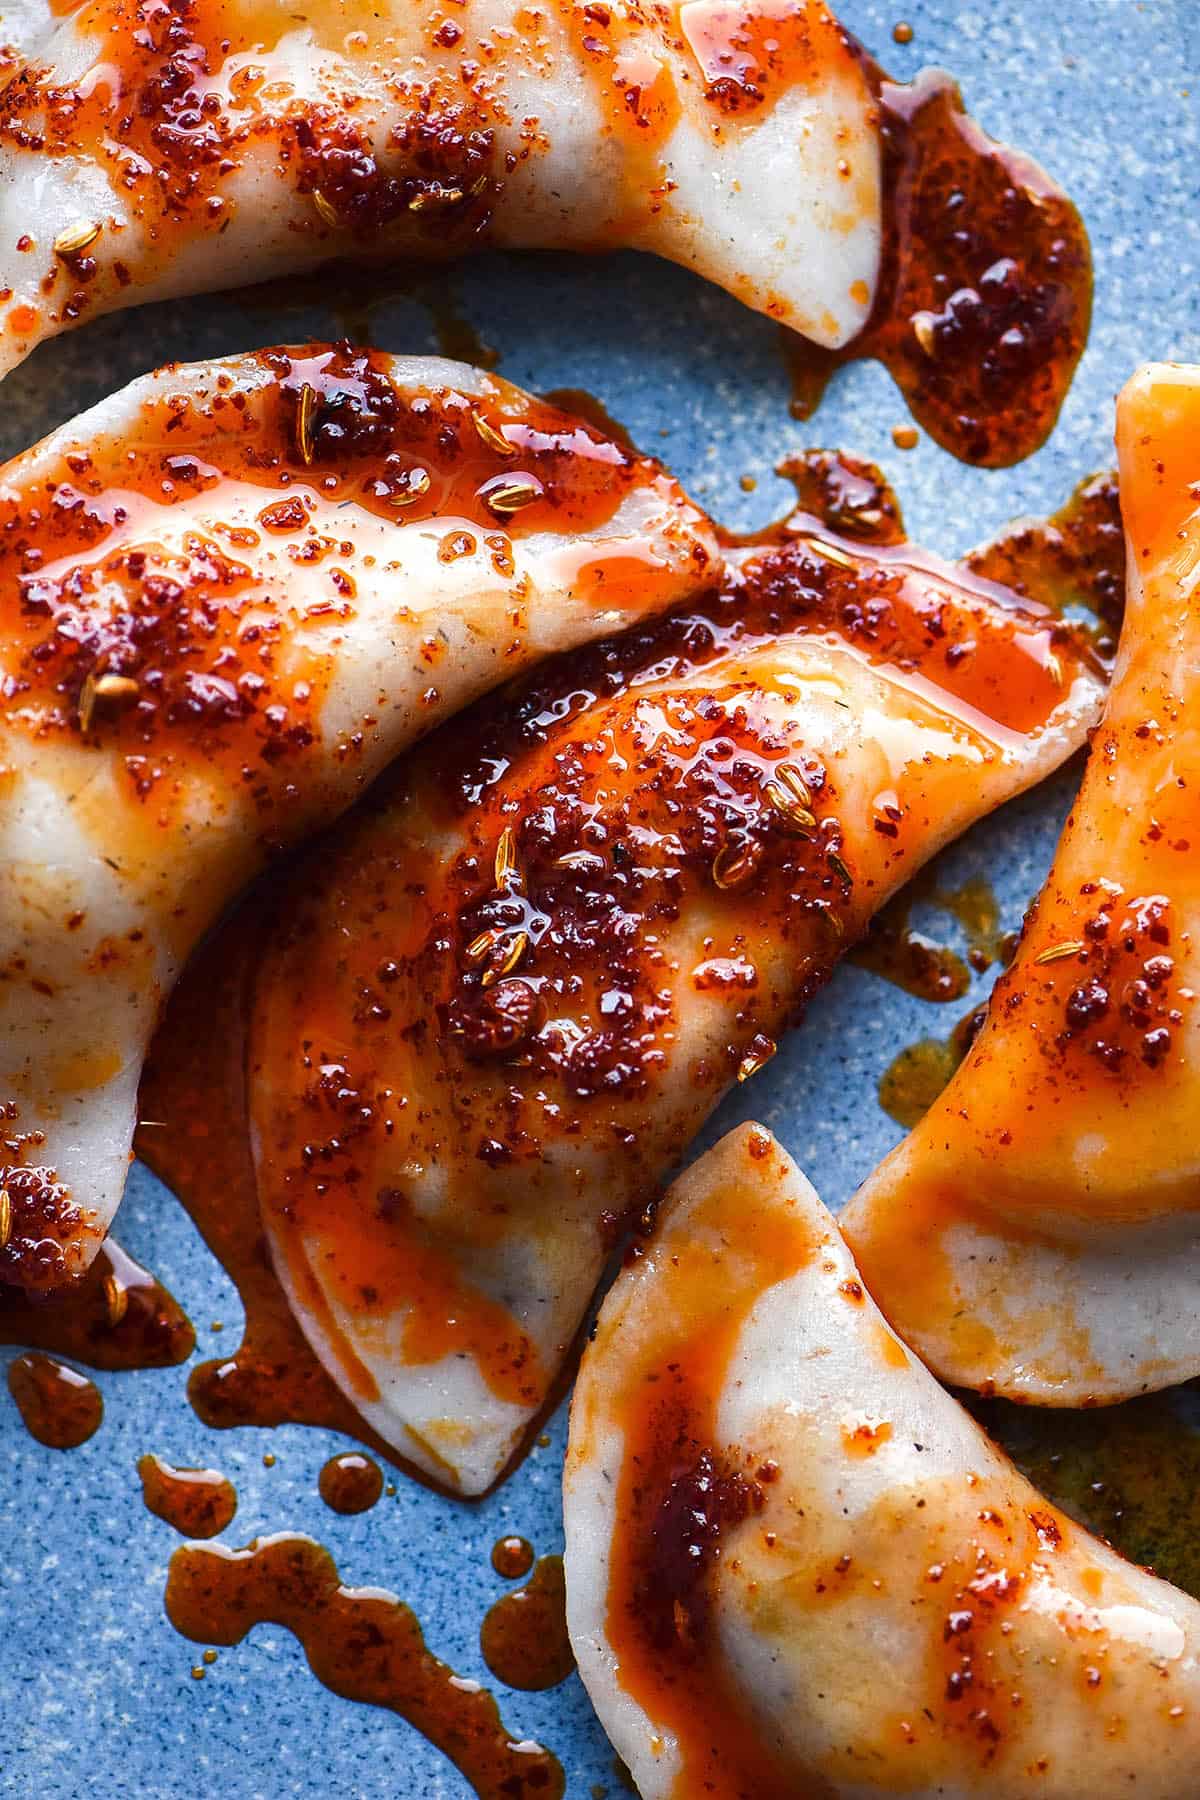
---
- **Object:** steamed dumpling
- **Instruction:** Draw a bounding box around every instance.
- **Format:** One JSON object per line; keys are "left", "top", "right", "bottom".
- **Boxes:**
{"left": 842, "top": 362, "right": 1200, "bottom": 1407}
{"left": 0, "top": 1, "right": 1089, "bottom": 463}
{"left": 0, "top": 345, "right": 715, "bottom": 1287}
{"left": 0, "top": 0, "right": 880, "bottom": 375}
{"left": 248, "top": 490, "right": 1105, "bottom": 1492}
{"left": 565, "top": 1122, "right": 1200, "bottom": 1798}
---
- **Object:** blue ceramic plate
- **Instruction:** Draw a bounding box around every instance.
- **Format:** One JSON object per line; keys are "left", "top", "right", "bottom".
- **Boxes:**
{"left": 2, "top": 3, "right": 1197, "bottom": 1794}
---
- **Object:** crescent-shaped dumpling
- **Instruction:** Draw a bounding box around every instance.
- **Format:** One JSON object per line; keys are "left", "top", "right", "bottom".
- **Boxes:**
{"left": 0, "top": 2, "right": 1088, "bottom": 459}
{"left": 564, "top": 1122, "right": 1200, "bottom": 1798}
{"left": 248, "top": 491, "right": 1105, "bottom": 1493}
{"left": 842, "top": 362, "right": 1200, "bottom": 1407}
{"left": 0, "top": 343, "right": 715, "bottom": 1288}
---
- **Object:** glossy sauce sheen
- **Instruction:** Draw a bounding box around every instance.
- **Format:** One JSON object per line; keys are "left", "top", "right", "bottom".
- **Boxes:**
{"left": 7, "top": 1349, "right": 102, "bottom": 1446}
{"left": 139, "top": 1453, "right": 237, "bottom": 1537}
{"left": 787, "top": 67, "right": 1092, "bottom": 464}
{"left": 853, "top": 872, "right": 1002, "bottom": 1001}
{"left": 480, "top": 1555, "right": 575, "bottom": 1692}
{"left": 164, "top": 1534, "right": 564, "bottom": 1800}
{"left": 877, "top": 999, "right": 988, "bottom": 1128}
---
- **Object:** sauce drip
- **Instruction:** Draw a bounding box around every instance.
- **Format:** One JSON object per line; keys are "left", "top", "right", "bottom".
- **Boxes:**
{"left": 878, "top": 1002, "right": 988, "bottom": 1129}
{"left": 136, "top": 888, "right": 407, "bottom": 1466}
{"left": 787, "top": 67, "right": 1092, "bottom": 466}
{"left": 139, "top": 1453, "right": 237, "bottom": 1538}
{"left": 318, "top": 1451, "right": 384, "bottom": 1515}
{"left": 479, "top": 1555, "right": 575, "bottom": 1692}
{"left": 238, "top": 263, "right": 500, "bottom": 373}
{"left": 491, "top": 1535, "right": 534, "bottom": 1579}
{"left": 0, "top": 1237, "right": 194, "bottom": 1370}
{"left": 7, "top": 1350, "right": 102, "bottom": 1448}
{"left": 164, "top": 1533, "right": 564, "bottom": 1800}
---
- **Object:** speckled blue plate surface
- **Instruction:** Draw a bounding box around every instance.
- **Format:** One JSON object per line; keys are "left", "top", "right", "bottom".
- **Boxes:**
{"left": 1, "top": 3, "right": 1197, "bottom": 1793}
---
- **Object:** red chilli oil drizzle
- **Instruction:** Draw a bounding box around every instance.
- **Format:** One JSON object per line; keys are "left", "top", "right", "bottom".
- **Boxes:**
{"left": 164, "top": 1534, "right": 564, "bottom": 1800}
{"left": 130, "top": 451, "right": 1121, "bottom": 1448}
{"left": 787, "top": 65, "right": 1092, "bottom": 467}
{"left": 479, "top": 1556, "right": 575, "bottom": 1692}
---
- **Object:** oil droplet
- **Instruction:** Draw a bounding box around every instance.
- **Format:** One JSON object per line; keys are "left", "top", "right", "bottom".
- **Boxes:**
{"left": 479, "top": 1555, "right": 575, "bottom": 1692}
{"left": 164, "top": 1534, "right": 564, "bottom": 1799}
{"left": 891, "top": 423, "right": 919, "bottom": 450}
{"left": 892, "top": 20, "right": 914, "bottom": 43}
{"left": 319, "top": 1451, "right": 384, "bottom": 1515}
{"left": 491, "top": 1535, "right": 534, "bottom": 1580}
{"left": 139, "top": 1454, "right": 237, "bottom": 1538}
{"left": 7, "top": 1351, "right": 102, "bottom": 1448}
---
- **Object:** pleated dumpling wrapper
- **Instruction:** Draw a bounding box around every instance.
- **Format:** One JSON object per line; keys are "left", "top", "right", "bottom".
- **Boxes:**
{"left": 564, "top": 1122, "right": 1200, "bottom": 1799}
{"left": 0, "top": 2, "right": 1089, "bottom": 459}
{"left": 843, "top": 362, "right": 1200, "bottom": 1406}
{"left": 0, "top": 344, "right": 716, "bottom": 1288}
{"left": 248, "top": 472, "right": 1106, "bottom": 1493}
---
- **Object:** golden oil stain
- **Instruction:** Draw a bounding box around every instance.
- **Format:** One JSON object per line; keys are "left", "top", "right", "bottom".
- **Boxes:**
{"left": 479, "top": 1555, "right": 575, "bottom": 1692}
{"left": 934, "top": 874, "right": 1003, "bottom": 973}
{"left": 853, "top": 912, "right": 971, "bottom": 1004}
{"left": 0, "top": 1237, "right": 194, "bottom": 1370}
{"left": 854, "top": 866, "right": 1003, "bottom": 1001}
{"left": 878, "top": 1003, "right": 988, "bottom": 1129}
{"left": 491, "top": 1534, "right": 534, "bottom": 1580}
{"left": 139, "top": 1454, "right": 237, "bottom": 1538}
{"left": 7, "top": 1350, "right": 102, "bottom": 1448}
{"left": 318, "top": 1450, "right": 384, "bottom": 1515}
{"left": 974, "top": 1391, "right": 1200, "bottom": 1600}
{"left": 164, "top": 1533, "right": 564, "bottom": 1799}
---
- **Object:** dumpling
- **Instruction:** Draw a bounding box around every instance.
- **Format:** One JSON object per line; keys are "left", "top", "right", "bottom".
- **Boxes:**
{"left": 248, "top": 482, "right": 1105, "bottom": 1493}
{"left": 0, "top": 343, "right": 715, "bottom": 1289}
{"left": 0, "top": 1, "right": 1087, "bottom": 459}
{"left": 564, "top": 1122, "right": 1200, "bottom": 1799}
{"left": 841, "top": 361, "right": 1200, "bottom": 1407}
